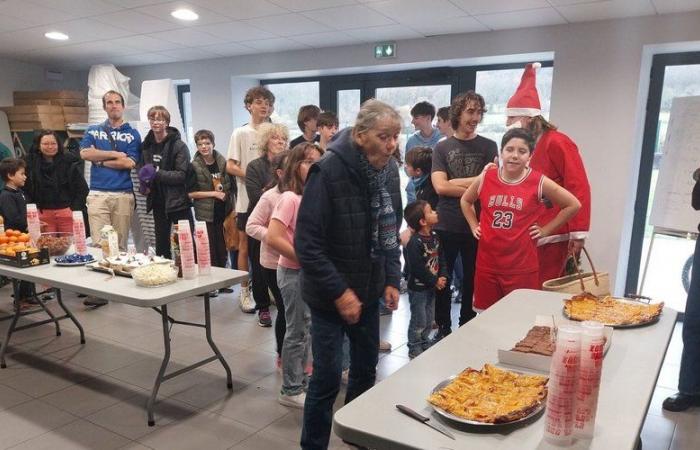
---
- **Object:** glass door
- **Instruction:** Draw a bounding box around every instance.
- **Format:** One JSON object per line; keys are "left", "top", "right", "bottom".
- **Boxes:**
{"left": 627, "top": 52, "right": 700, "bottom": 313}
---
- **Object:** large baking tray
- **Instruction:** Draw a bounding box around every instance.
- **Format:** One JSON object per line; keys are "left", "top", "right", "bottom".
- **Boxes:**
{"left": 429, "top": 374, "right": 547, "bottom": 427}
{"left": 562, "top": 296, "right": 663, "bottom": 328}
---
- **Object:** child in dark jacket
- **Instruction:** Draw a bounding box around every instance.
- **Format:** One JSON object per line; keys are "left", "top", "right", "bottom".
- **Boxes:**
{"left": 0, "top": 158, "right": 35, "bottom": 307}
{"left": 403, "top": 200, "right": 447, "bottom": 358}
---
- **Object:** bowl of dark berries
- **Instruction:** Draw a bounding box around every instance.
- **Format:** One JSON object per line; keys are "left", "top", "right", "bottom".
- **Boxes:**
{"left": 54, "top": 253, "right": 95, "bottom": 266}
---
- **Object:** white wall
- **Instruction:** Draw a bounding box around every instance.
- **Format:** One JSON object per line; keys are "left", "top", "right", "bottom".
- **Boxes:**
{"left": 116, "top": 11, "right": 700, "bottom": 293}
{"left": 0, "top": 58, "right": 84, "bottom": 106}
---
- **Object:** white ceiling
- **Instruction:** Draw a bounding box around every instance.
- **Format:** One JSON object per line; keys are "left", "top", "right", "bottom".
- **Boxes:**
{"left": 0, "top": 0, "right": 698, "bottom": 70}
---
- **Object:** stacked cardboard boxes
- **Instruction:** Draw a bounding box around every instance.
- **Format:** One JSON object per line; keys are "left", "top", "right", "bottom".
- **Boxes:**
{"left": 1, "top": 90, "right": 88, "bottom": 131}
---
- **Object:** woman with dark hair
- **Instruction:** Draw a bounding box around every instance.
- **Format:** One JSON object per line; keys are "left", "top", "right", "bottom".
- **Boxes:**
{"left": 138, "top": 105, "right": 192, "bottom": 258}
{"left": 24, "top": 130, "right": 88, "bottom": 233}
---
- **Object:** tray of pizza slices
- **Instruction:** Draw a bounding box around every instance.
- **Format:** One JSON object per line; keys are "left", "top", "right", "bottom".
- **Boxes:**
{"left": 497, "top": 315, "right": 613, "bottom": 373}
{"left": 427, "top": 363, "right": 548, "bottom": 426}
{"left": 563, "top": 292, "right": 664, "bottom": 328}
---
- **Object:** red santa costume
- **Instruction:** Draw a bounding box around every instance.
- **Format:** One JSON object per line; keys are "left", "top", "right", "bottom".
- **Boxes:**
{"left": 474, "top": 167, "right": 544, "bottom": 311}
{"left": 506, "top": 63, "right": 592, "bottom": 286}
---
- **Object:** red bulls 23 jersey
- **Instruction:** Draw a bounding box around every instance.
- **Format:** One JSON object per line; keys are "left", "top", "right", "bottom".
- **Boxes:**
{"left": 477, "top": 167, "right": 544, "bottom": 274}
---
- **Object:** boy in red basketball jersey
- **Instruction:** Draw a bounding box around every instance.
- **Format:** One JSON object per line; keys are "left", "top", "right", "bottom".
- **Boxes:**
{"left": 460, "top": 128, "right": 581, "bottom": 311}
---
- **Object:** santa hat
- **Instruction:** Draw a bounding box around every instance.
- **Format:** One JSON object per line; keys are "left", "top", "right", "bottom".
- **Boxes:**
{"left": 506, "top": 62, "right": 542, "bottom": 117}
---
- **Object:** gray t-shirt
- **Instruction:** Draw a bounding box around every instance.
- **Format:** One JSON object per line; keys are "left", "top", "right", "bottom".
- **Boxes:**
{"left": 431, "top": 135, "right": 498, "bottom": 232}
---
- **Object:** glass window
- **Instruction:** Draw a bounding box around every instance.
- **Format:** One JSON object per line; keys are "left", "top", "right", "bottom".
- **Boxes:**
{"left": 264, "top": 81, "right": 320, "bottom": 141}
{"left": 375, "top": 84, "right": 452, "bottom": 157}
{"left": 337, "top": 89, "right": 361, "bottom": 130}
{"left": 637, "top": 64, "right": 700, "bottom": 313}
{"left": 475, "top": 67, "right": 553, "bottom": 143}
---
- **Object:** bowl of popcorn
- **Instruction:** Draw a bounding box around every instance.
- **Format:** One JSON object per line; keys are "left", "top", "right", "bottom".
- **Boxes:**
{"left": 36, "top": 232, "right": 73, "bottom": 256}
{"left": 131, "top": 263, "right": 178, "bottom": 287}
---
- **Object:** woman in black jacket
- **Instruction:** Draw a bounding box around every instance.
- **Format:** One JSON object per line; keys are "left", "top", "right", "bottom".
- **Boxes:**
{"left": 24, "top": 130, "right": 88, "bottom": 233}
{"left": 138, "top": 106, "right": 192, "bottom": 258}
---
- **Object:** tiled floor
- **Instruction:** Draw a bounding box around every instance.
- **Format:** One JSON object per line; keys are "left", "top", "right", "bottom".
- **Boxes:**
{"left": 0, "top": 285, "right": 698, "bottom": 450}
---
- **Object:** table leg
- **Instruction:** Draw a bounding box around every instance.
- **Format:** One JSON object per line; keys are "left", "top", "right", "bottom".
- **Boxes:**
{"left": 0, "top": 281, "right": 23, "bottom": 368}
{"left": 33, "top": 288, "right": 61, "bottom": 336}
{"left": 55, "top": 289, "right": 86, "bottom": 344}
{"left": 147, "top": 304, "right": 172, "bottom": 426}
{"left": 204, "top": 294, "right": 233, "bottom": 389}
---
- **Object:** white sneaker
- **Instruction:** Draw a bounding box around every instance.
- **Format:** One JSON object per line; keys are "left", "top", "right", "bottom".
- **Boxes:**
{"left": 379, "top": 340, "right": 392, "bottom": 352}
{"left": 239, "top": 286, "right": 255, "bottom": 313}
{"left": 278, "top": 392, "right": 306, "bottom": 409}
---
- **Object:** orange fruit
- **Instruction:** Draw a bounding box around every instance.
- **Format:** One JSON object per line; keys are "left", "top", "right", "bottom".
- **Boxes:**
{"left": 0, "top": 236, "right": 7, "bottom": 244}
{"left": 4, "top": 229, "right": 14, "bottom": 236}
{"left": 18, "top": 234, "right": 29, "bottom": 243}
{"left": 8, "top": 236, "right": 17, "bottom": 243}
{"left": 12, "top": 230, "right": 21, "bottom": 237}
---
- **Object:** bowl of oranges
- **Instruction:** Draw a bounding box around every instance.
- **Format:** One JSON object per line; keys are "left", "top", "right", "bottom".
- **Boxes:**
{"left": 0, "top": 229, "right": 37, "bottom": 258}
{"left": 36, "top": 232, "right": 73, "bottom": 256}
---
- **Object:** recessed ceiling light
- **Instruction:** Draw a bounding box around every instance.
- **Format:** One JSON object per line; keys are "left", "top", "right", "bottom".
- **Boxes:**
{"left": 171, "top": 8, "right": 198, "bottom": 21}
{"left": 45, "top": 31, "right": 69, "bottom": 41}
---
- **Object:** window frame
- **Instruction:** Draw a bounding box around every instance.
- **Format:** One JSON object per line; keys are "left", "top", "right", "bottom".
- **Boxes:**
{"left": 625, "top": 51, "right": 700, "bottom": 300}
{"left": 260, "top": 61, "right": 554, "bottom": 113}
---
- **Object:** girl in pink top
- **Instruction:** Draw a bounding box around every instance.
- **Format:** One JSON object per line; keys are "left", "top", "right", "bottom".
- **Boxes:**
{"left": 267, "top": 142, "right": 322, "bottom": 408}
{"left": 246, "top": 151, "right": 289, "bottom": 366}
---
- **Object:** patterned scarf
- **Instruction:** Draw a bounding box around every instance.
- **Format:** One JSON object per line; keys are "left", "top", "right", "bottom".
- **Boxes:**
{"left": 359, "top": 152, "right": 399, "bottom": 256}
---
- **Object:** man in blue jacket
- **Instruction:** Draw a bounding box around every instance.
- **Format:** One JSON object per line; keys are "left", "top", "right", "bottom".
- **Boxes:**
{"left": 80, "top": 90, "right": 140, "bottom": 306}
{"left": 297, "top": 99, "right": 402, "bottom": 450}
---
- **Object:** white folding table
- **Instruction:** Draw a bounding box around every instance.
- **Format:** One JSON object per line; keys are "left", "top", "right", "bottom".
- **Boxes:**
{"left": 333, "top": 289, "right": 677, "bottom": 450}
{"left": 0, "top": 257, "right": 247, "bottom": 426}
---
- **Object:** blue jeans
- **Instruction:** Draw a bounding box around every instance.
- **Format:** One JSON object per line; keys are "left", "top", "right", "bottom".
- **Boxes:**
{"left": 277, "top": 267, "right": 310, "bottom": 396}
{"left": 680, "top": 237, "right": 700, "bottom": 394}
{"left": 407, "top": 289, "right": 435, "bottom": 357}
{"left": 301, "top": 301, "right": 379, "bottom": 450}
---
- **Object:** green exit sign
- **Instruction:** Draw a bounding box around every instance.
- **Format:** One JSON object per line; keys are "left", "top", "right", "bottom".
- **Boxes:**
{"left": 374, "top": 43, "right": 396, "bottom": 59}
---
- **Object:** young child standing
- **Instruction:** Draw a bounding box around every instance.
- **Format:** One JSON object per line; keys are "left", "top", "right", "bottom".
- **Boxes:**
{"left": 189, "top": 130, "right": 232, "bottom": 273}
{"left": 0, "top": 158, "right": 34, "bottom": 307}
{"left": 227, "top": 86, "right": 275, "bottom": 313}
{"left": 403, "top": 200, "right": 448, "bottom": 358}
{"left": 246, "top": 151, "right": 289, "bottom": 369}
{"left": 266, "top": 142, "right": 323, "bottom": 409}
{"left": 460, "top": 128, "right": 581, "bottom": 311}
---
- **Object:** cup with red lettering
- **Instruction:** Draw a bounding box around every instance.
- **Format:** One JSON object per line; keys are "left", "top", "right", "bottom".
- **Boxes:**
{"left": 544, "top": 325, "right": 581, "bottom": 446}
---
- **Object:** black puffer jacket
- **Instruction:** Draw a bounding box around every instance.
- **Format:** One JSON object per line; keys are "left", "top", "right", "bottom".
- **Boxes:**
{"left": 140, "top": 127, "right": 191, "bottom": 213}
{"left": 295, "top": 127, "right": 402, "bottom": 313}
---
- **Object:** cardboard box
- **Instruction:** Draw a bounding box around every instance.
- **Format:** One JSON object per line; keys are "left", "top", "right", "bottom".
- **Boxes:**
{"left": 64, "top": 114, "right": 88, "bottom": 124}
{"left": 9, "top": 120, "right": 66, "bottom": 131}
{"left": 15, "top": 98, "right": 87, "bottom": 107}
{"left": 0, "top": 105, "right": 63, "bottom": 114}
{"left": 62, "top": 106, "right": 88, "bottom": 115}
{"left": 7, "top": 113, "right": 63, "bottom": 122}
{"left": 497, "top": 316, "right": 613, "bottom": 373}
{"left": 0, "top": 248, "right": 50, "bottom": 268}
{"left": 14, "top": 90, "right": 85, "bottom": 100}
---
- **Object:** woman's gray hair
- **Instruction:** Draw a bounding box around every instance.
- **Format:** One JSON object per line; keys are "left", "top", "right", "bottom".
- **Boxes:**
{"left": 257, "top": 122, "right": 289, "bottom": 154}
{"left": 353, "top": 99, "right": 402, "bottom": 136}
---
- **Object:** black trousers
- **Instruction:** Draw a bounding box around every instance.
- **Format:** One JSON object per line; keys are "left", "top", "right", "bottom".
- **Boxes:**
{"left": 153, "top": 207, "right": 193, "bottom": 259}
{"left": 435, "top": 230, "right": 478, "bottom": 330}
{"left": 262, "top": 267, "right": 285, "bottom": 355}
{"left": 248, "top": 236, "right": 270, "bottom": 310}
{"left": 206, "top": 220, "right": 228, "bottom": 268}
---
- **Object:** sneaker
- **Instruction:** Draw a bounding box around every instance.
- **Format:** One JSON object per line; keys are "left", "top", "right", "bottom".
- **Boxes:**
{"left": 219, "top": 287, "right": 234, "bottom": 294}
{"left": 278, "top": 392, "right": 306, "bottom": 409}
{"left": 258, "top": 310, "right": 272, "bottom": 327}
{"left": 341, "top": 369, "right": 349, "bottom": 385}
{"left": 83, "top": 297, "right": 108, "bottom": 308}
{"left": 379, "top": 340, "right": 392, "bottom": 352}
{"left": 239, "top": 286, "right": 255, "bottom": 313}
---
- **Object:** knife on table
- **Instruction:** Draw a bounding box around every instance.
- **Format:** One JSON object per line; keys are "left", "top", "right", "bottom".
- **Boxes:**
{"left": 395, "top": 404, "right": 456, "bottom": 440}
